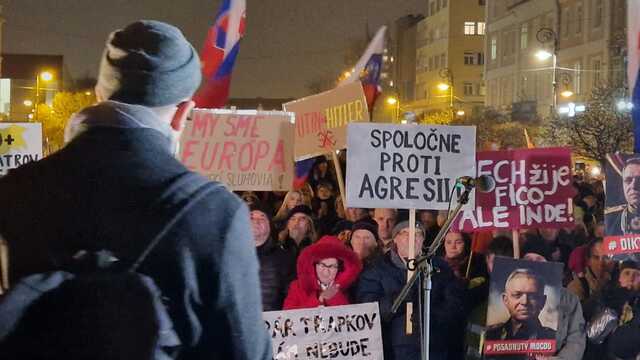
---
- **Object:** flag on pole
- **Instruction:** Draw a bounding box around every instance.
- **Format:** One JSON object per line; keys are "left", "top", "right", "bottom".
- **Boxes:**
{"left": 628, "top": 0, "right": 640, "bottom": 152}
{"left": 193, "top": 0, "right": 246, "bottom": 109}
{"left": 340, "top": 26, "right": 387, "bottom": 113}
{"left": 293, "top": 157, "right": 316, "bottom": 190}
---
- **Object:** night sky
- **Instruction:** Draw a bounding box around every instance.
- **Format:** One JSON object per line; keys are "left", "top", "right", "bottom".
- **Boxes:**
{"left": 2, "top": 0, "right": 423, "bottom": 99}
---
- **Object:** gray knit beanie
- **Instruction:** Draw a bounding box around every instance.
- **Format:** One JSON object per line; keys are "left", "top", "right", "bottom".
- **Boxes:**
{"left": 95, "top": 20, "right": 202, "bottom": 107}
{"left": 391, "top": 220, "right": 425, "bottom": 240}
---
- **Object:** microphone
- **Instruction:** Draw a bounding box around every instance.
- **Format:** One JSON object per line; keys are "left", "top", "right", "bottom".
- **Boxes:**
{"left": 456, "top": 175, "right": 496, "bottom": 193}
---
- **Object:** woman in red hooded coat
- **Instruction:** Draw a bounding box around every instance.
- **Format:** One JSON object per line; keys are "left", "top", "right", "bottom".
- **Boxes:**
{"left": 283, "top": 235, "right": 362, "bottom": 309}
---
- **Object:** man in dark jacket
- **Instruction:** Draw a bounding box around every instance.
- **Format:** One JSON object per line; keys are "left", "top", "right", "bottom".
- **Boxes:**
{"left": 251, "top": 204, "right": 295, "bottom": 311}
{"left": 355, "top": 221, "right": 466, "bottom": 360}
{"left": 0, "top": 20, "right": 271, "bottom": 359}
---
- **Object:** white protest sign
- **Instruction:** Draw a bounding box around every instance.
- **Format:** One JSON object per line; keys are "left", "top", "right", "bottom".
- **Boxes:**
{"left": 179, "top": 109, "right": 295, "bottom": 191}
{"left": 0, "top": 123, "right": 43, "bottom": 176}
{"left": 263, "top": 303, "right": 383, "bottom": 360}
{"left": 346, "top": 123, "right": 476, "bottom": 210}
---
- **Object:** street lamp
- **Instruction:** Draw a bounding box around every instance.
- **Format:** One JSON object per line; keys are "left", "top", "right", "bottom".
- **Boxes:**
{"left": 35, "top": 70, "right": 54, "bottom": 122}
{"left": 23, "top": 100, "right": 33, "bottom": 107}
{"left": 536, "top": 28, "right": 558, "bottom": 113}
{"left": 386, "top": 96, "right": 400, "bottom": 122}
{"left": 438, "top": 68, "right": 454, "bottom": 121}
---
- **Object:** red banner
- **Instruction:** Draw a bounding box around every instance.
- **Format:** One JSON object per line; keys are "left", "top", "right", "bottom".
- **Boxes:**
{"left": 484, "top": 339, "right": 556, "bottom": 355}
{"left": 453, "top": 148, "right": 575, "bottom": 232}
{"left": 603, "top": 235, "right": 640, "bottom": 256}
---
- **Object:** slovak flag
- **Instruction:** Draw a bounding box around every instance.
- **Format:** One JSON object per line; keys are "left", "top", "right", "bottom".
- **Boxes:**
{"left": 193, "top": 0, "right": 246, "bottom": 109}
{"left": 340, "top": 26, "right": 387, "bottom": 113}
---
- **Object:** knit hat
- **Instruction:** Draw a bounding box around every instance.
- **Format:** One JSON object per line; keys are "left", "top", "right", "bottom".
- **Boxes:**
{"left": 521, "top": 238, "right": 553, "bottom": 261}
{"left": 351, "top": 220, "right": 380, "bottom": 243}
{"left": 96, "top": 20, "right": 201, "bottom": 107}
{"left": 331, "top": 220, "right": 354, "bottom": 235}
{"left": 286, "top": 205, "right": 313, "bottom": 222}
{"left": 249, "top": 202, "right": 272, "bottom": 221}
{"left": 391, "top": 220, "right": 425, "bottom": 240}
{"left": 620, "top": 260, "right": 640, "bottom": 272}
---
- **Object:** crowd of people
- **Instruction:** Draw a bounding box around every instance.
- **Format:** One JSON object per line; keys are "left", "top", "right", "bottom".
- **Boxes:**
{"left": 0, "top": 17, "right": 638, "bottom": 360}
{"left": 243, "top": 157, "right": 640, "bottom": 360}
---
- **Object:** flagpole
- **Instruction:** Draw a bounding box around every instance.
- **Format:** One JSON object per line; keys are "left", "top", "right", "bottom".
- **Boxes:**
{"left": 331, "top": 152, "right": 348, "bottom": 216}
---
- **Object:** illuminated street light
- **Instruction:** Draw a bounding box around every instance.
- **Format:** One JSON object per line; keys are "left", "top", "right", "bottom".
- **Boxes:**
{"left": 456, "top": 109, "right": 465, "bottom": 116}
{"left": 590, "top": 166, "right": 601, "bottom": 177}
{"left": 23, "top": 100, "right": 33, "bottom": 107}
{"left": 437, "top": 83, "right": 450, "bottom": 91}
{"left": 35, "top": 70, "right": 55, "bottom": 122}
{"left": 40, "top": 71, "right": 54, "bottom": 82}
{"left": 560, "top": 90, "right": 574, "bottom": 98}
{"left": 85, "top": 91, "right": 92, "bottom": 96}
{"left": 386, "top": 97, "right": 398, "bottom": 105}
{"left": 535, "top": 50, "right": 553, "bottom": 61}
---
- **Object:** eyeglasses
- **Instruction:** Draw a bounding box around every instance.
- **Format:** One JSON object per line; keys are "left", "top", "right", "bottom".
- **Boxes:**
{"left": 316, "top": 262, "right": 339, "bottom": 270}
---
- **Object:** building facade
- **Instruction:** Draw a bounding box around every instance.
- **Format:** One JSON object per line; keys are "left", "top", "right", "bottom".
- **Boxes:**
{"left": 408, "top": 0, "right": 486, "bottom": 121}
{"left": 485, "top": 0, "right": 626, "bottom": 119}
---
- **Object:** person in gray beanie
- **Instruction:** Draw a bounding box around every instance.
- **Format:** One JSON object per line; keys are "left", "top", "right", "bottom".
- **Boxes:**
{"left": 0, "top": 20, "right": 271, "bottom": 359}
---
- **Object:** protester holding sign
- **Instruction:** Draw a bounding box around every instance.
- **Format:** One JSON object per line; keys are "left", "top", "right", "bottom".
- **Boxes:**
{"left": 521, "top": 247, "right": 586, "bottom": 360}
{"left": 355, "top": 221, "right": 465, "bottom": 360}
{"left": 484, "top": 257, "right": 563, "bottom": 359}
{"left": 284, "top": 235, "right": 362, "bottom": 309}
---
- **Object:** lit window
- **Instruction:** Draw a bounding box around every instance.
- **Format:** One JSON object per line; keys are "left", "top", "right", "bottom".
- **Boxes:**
{"left": 491, "top": 36, "right": 497, "bottom": 60}
{"left": 464, "top": 22, "right": 476, "bottom": 35}
{"left": 574, "top": 62, "right": 581, "bottom": 94}
{"left": 520, "top": 23, "right": 528, "bottom": 49}
{"left": 477, "top": 22, "right": 486, "bottom": 35}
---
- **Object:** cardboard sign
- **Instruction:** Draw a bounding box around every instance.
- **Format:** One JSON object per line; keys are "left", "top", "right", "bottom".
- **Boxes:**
{"left": 179, "top": 109, "right": 294, "bottom": 191}
{"left": 284, "top": 82, "right": 369, "bottom": 160}
{"left": 604, "top": 153, "right": 640, "bottom": 257}
{"left": 263, "top": 303, "right": 383, "bottom": 360}
{"left": 346, "top": 123, "right": 476, "bottom": 210}
{"left": 0, "top": 123, "right": 42, "bottom": 176}
{"left": 454, "top": 148, "right": 575, "bottom": 231}
{"left": 484, "top": 257, "right": 562, "bottom": 358}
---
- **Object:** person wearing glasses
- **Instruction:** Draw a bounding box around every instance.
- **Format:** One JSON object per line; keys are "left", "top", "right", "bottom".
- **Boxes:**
{"left": 283, "top": 235, "right": 362, "bottom": 309}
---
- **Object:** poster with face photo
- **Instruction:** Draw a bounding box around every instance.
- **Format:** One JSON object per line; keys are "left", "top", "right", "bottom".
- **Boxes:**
{"left": 604, "top": 153, "right": 640, "bottom": 260}
{"left": 484, "top": 257, "right": 562, "bottom": 358}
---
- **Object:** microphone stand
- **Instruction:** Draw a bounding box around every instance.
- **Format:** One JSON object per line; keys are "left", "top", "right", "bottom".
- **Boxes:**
{"left": 389, "top": 183, "right": 474, "bottom": 360}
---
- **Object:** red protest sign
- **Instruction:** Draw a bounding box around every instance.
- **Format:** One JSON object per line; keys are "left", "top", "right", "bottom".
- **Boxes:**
{"left": 454, "top": 147, "right": 575, "bottom": 231}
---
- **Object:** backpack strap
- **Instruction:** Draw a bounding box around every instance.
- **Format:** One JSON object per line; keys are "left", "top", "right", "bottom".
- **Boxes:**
{"left": 128, "top": 172, "right": 219, "bottom": 272}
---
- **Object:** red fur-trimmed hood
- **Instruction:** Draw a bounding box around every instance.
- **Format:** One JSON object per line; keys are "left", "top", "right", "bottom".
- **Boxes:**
{"left": 296, "top": 235, "right": 362, "bottom": 293}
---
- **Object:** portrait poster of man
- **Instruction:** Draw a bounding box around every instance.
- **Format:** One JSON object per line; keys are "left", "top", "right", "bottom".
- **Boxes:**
{"left": 483, "top": 257, "right": 562, "bottom": 358}
{"left": 604, "top": 153, "right": 640, "bottom": 259}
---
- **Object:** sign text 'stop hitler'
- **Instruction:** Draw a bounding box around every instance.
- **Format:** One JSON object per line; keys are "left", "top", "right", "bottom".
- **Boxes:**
{"left": 284, "top": 82, "right": 370, "bottom": 160}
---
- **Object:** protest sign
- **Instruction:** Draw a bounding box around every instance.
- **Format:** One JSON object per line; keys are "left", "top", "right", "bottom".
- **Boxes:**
{"left": 604, "top": 153, "right": 640, "bottom": 258}
{"left": 454, "top": 148, "right": 575, "bottom": 231}
{"left": 284, "top": 82, "right": 369, "bottom": 160}
{"left": 345, "top": 123, "right": 476, "bottom": 210}
{"left": 179, "top": 109, "right": 294, "bottom": 191}
{"left": 263, "top": 303, "right": 383, "bottom": 360}
{"left": 484, "top": 257, "right": 562, "bottom": 358}
{"left": 0, "top": 123, "right": 42, "bottom": 176}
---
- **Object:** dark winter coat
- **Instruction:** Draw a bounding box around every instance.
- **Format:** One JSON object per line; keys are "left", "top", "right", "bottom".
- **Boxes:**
{"left": 0, "top": 102, "right": 271, "bottom": 360}
{"left": 283, "top": 236, "right": 361, "bottom": 310}
{"left": 355, "top": 251, "right": 466, "bottom": 360}
{"left": 257, "top": 238, "right": 295, "bottom": 311}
